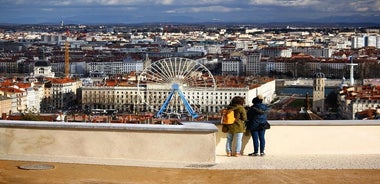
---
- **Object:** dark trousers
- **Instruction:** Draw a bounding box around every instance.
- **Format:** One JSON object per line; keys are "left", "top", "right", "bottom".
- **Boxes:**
{"left": 250, "top": 129, "right": 266, "bottom": 153}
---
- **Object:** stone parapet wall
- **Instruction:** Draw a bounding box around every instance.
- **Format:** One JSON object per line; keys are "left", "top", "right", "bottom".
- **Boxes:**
{"left": 216, "top": 120, "right": 380, "bottom": 155}
{"left": 1, "top": 120, "right": 379, "bottom": 166}
{"left": 0, "top": 121, "right": 218, "bottom": 165}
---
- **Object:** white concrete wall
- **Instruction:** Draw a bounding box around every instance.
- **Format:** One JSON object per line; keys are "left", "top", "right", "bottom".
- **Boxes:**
{"left": 0, "top": 121, "right": 217, "bottom": 165}
{"left": 1, "top": 120, "right": 380, "bottom": 166}
{"left": 216, "top": 120, "right": 380, "bottom": 155}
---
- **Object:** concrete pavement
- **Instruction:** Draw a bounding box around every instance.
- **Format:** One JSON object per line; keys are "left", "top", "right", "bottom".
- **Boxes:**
{"left": 17, "top": 154, "right": 378, "bottom": 170}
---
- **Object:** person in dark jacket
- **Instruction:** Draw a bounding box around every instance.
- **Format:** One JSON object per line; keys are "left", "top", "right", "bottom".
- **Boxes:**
{"left": 223, "top": 96, "right": 247, "bottom": 157}
{"left": 246, "top": 95, "right": 269, "bottom": 156}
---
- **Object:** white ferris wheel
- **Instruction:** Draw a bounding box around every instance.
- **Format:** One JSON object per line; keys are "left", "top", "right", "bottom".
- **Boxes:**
{"left": 137, "top": 57, "right": 216, "bottom": 119}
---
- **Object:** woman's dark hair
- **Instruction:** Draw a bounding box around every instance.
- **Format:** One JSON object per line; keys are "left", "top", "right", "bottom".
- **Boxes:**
{"left": 230, "top": 96, "right": 245, "bottom": 105}
{"left": 252, "top": 97, "right": 263, "bottom": 104}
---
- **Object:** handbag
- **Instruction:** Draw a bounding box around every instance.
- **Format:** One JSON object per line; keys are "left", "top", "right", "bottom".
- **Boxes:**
{"left": 259, "top": 121, "right": 270, "bottom": 130}
{"left": 222, "top": 125, "right": 229, "bottom": 133}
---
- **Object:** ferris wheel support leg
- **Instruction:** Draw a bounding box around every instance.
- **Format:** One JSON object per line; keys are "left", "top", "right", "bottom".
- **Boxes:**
{"left": 177, "top": 90, "right": 199, "bottom": 119}
{"left": 156, "top": 89, "right": 175, "bottom": 118}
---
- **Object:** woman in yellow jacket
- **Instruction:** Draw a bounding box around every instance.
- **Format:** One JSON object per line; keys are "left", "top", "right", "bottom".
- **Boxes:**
{"left": 223, "top": 96, "right": 247, "bottom": 157}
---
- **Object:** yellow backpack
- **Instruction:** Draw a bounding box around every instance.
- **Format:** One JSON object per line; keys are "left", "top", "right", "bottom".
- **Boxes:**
{"left": 220, "top": 108, "right": 235, "bottom": 124}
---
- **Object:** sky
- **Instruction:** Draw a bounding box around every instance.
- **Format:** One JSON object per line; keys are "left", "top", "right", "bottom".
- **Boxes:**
{"left": 1, "top": 0, "right": 380, "bottom": 24}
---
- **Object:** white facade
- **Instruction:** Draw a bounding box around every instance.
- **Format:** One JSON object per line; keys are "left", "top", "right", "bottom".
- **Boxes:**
{"left": 367, "top": 36, "right": 377, "bottom": 47}
{"left": 25, "top": 87, "right": 39, "bottom": 113}
{"left": 261, "top": 47, "right": 292, "bottom": 58}
{"left": 86, "top": 60, "right": 144, "bottom": 75}
{"left": 235, "top": 40, "right": 257, "bottom": 51}
{"left": 339, "top": 96, "right": 380, "bottom": 120}
{"left": 246, "top": 52, "right": 262, "bottom": 75}
{"left": 266, "top": 60, "right": 288, "bottom": 73}
{"left": 351, "top": 36, "right": 365, "bottom": 49}
{"left": 81, "top": 79, "right": 276, "bottom": 115}
{"left": 42, "top": 79, "right": 79, "bottom": 112}
{"left": 291, "top": 47, "right": 333, "bottom": 58}
{"left": 40, "top": 34, "right": 64, "bottom": 45}
{"left": 186, "top": 45, "right": 207, "bottom": 55}
{"left": 33, "top": 61, "right": 55, "bottom": 78}
{"left": 338, "top": 86, "right": 380, "bottom": 120}
{"left": 221, "top": 59, "right": 243, "bottom": 76}
{"left": 205, "top": 45, "right": 222, "bottom": 54}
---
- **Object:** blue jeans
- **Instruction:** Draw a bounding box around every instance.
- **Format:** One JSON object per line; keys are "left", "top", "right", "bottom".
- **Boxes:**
{"left": 251, "top": 129, "right": 266, "bottom": 153}
{"left": 225, "top": 132, "right": 243, "bottom": 154}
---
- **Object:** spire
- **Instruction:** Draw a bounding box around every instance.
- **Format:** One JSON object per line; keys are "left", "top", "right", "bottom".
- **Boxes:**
{"left": 144, "top": 53, "right": 151, "bottom": 69}
{"left": 347, "top": 56, "right": 358, "bottom": 86}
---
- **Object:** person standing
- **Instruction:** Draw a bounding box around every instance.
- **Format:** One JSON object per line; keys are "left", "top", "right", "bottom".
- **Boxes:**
{"left": 246, "top": 95, "right": 269, "bottom": 156}
{"left": 222, "top": 96, "right": 247, "bottom": 157}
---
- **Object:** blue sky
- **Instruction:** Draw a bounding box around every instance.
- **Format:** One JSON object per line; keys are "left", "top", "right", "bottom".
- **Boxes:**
{"left": 1, "top": 0, "right": 380, "bottom": 24}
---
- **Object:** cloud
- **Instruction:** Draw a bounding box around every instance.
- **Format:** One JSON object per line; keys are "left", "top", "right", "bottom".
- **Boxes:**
{"left": 51, "top": 1, "right": 72, "bottom": 6}
{"left": 248, "top": 0, "right": 380, "bottom": 16}
{"left": 376, "top": 1, "right": 380, "bottom": 11}
{"left": 356, "top": 7, "right": 369, "bottom": 12}
{"left": 165, "top": 6, "right": 241, "bottom": 14}
{"left": 2, "top": 0, "right": 236, "bottom": 6}
{"left": 350, "top": 0, "right": 380, "bottom": 12}
{"left": 41, "top": 8, "right": 54, "bottom": 11}
{"left": 249, "top": 0, "right": 319, "bottom": 7}
{"left": 1, "top": 0, "right": 379, "bottom": 24}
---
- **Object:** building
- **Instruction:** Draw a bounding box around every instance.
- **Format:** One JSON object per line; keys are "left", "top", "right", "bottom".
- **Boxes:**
{"left": 246, "top": 51, "right": 262, "bottom": 76}
{"left": 312, "top": 72, "right": 325, "bottom": 113}
{"left": 41, "top": 78, "right": 79, "bottom": 112}
{"left": 0, "top": 95, "right": 13, "bottom": 117}
{"left": 33, "top": 60, "right": 55, "bottom": 78}
{"left": 221, "top": 58, "right": 243, "bottom": 76}
{"left": 40, "top": 34, "right": 64, "bottom": 45}
{"left": 291, "top": 47, "right": 333, "bottom": 58}
{"left": 261, "top": 47, "right": 292, "bottom": 58}
{"left": 86, "top": 59, "right": 144, "bottom": 75}
{"left": 81, "top": 75, "right": 276, "bottom": 116}
{"left": 0, "top": 87, "right": 27, "bottom": 113}
{"left": 338, "top": 85, "right": 380, "bottom": 120}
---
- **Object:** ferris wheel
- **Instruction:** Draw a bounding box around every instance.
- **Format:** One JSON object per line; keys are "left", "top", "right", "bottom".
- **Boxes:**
{"left": 137, "top": 57, "right": 216, "bottom": 119}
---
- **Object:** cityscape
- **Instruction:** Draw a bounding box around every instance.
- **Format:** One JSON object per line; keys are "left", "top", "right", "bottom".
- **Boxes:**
{"left": 1, "top": 1, "right": 380, "bottom": 183}
{"left": 1, "top": 22, "right": 380, "bottom": 122}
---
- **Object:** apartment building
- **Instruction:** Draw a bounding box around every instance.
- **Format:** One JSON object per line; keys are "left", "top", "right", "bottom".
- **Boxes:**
{"left": 246, "top": 51, "right": 262, "bottom": 76}
{"left": 0, "top": 87, "right": 27, "bottom": 113}
{"left": 261, "top": 47, "right": 292, "bottom": 58}
{"left": 221, "top": 58, "right": 243, "bottom": 76}
{"left": 291, "top": 46, "right": 333, "bottom": 58}
{"left": 338, "top": 85, "right": 380, "bottom": 120}
{"left": 0, "top": 95, "right": 13, "bottom": 117}
{"left": 41, "top": 78, "right": 79, "bottom": 112}
{"left": 351, "top": 35, "right": 380, "bottom": 49}
{"left": 86, "top": 60, "right": 144, "bottom": 75}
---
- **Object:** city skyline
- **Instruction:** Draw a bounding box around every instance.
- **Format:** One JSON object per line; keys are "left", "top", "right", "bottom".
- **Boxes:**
{"left": 1, "top": 0, "right": 380, "bottom": 25}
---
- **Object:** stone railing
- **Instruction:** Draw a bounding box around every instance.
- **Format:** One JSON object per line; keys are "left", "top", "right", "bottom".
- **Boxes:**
{"left": 0, "top": 120, "right": 217, "bottom": 165}
{"left": 1, "top": 120, "right": 379, "bottom": 166}
{"left": 215, "top": 120, "right": 380, "bottom": 155}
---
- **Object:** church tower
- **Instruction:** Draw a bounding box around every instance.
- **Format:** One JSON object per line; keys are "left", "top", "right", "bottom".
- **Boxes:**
{"left": 144, "top": 53, "right": 151, "bottom": 69}
{"left": 312, "top": 72, "right": 325, "bottom": 113}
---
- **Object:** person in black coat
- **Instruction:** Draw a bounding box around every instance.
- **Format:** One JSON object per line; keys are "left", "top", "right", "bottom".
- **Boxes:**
{"left": 246, "top": 95, "right": 269, "bottom": 156}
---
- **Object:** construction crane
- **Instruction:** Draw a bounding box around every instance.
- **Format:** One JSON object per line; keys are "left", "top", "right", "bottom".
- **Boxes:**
{"left": 65, "top": 29, "right": 70, "bottom": 78}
